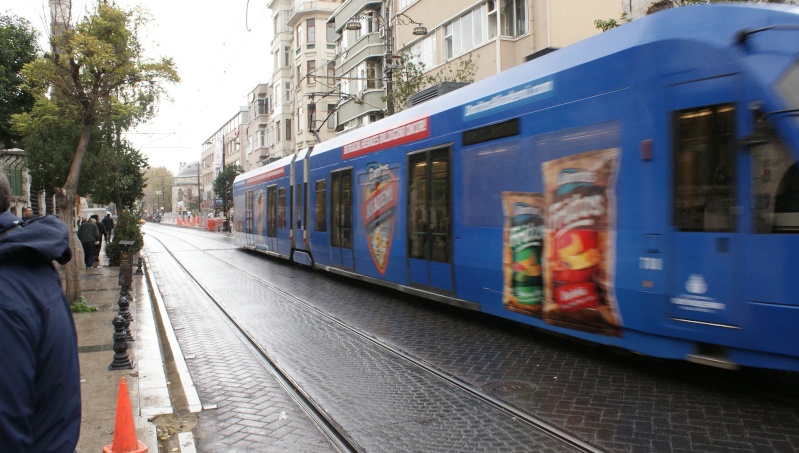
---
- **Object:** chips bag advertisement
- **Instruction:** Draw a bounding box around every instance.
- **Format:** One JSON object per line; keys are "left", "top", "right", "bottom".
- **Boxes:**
{"left": 502, "top": 149, "right": 621, "bottom": 336}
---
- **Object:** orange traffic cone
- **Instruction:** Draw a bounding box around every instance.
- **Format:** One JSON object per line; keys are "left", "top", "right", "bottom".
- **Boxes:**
{"left": 103, "top": 377, "right": 148, "bottom": 453}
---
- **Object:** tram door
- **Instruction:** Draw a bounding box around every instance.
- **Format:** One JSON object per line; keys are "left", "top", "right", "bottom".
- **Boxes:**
{"left": 669, "top": 76, "right": 742, "bottom": 327}
{"left": 330, "top": 169, "right": 354, "bottom": 269}
{"left": 407, "top": 147, "right": 453, "bottom": 292}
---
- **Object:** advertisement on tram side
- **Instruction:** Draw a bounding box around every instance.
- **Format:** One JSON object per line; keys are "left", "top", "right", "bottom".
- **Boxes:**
{"left": 502, "top": 148, "right": 622, "bottom": 336}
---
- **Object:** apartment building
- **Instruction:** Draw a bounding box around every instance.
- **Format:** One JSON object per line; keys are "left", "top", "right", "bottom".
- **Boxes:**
{"left": 329, "top": 0, "right": 620, "bottom": 132}
{"left": 270, "top": 0, "right": 344, "bottom": 156}
{"left": 205, "top": 0, "right": 625, "bottom": 175}
{"left": 244, "top": 83, "right": 276, "bottom": 168}
{"left": 200, "top": 107, "right": 248, "bottom": 214}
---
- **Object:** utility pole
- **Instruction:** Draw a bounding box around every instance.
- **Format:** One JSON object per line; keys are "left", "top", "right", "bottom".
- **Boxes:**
{"left": 222, "top": 139, "right": 230, "bottom": 231}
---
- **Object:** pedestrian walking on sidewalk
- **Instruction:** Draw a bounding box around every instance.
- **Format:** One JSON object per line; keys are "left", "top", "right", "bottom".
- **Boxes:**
{"left": 92, "top": 214, "right": 105, "bottom": 267}
{"left": 0, "top": 173, "right": 81, "bottom": 453}
{"left": 102, "top": 212, "right": 114, "bottom": 243}
{"left": 77, "top": 217, "right": 100, "bottom": 268}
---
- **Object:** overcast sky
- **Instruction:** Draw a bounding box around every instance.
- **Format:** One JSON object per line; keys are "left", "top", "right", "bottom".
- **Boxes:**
{"left": 3, "top": 0, "right": 274, "bottom": 173}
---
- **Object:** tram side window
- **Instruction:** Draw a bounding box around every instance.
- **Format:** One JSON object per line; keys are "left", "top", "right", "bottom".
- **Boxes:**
{"left": 246, "top": 190, "right": 254, "bottom": 233}
{"left": 330, "top": 170, "right": 353, "bottom": 248}
{"left": 267, "top": 185, "right": 277, "bottom": 237}
{"left": 751, "top": 117, "right": 799, "bottom": 234}
{"left": 315, "top": 179, "right": 327, "bottom": 231}
{"left": 673, "top": 104, "right": 736, "bottom": 232}
{"left": 278, "top": 187, "right": 287, "bottom": 229}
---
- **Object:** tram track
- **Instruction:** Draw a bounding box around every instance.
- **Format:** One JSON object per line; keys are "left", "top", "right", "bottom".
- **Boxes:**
{"left": 149, "top": 226, "right": 799, "bottom": 406}
{"left": 144, "top": 225, "right": 604, "bottom": 453}
{"left": 145, "top": 229, "right": 360, "bottom": 452}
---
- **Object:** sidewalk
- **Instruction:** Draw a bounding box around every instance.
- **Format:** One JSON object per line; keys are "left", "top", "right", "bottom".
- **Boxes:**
{"left": 70, "top": 253, "right": 170, "bottom": 452}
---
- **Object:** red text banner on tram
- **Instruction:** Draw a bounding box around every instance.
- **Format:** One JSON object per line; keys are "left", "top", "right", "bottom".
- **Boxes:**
{"left": 245, "top": 167, "right": 285, "bottom": 187}
{"left": 342, "top": 118, "right": 429, "bottom": 159}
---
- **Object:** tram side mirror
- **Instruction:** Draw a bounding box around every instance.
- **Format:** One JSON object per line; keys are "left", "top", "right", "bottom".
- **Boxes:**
{"left": 297, "top": 220, "right": 302, "bottom": 229}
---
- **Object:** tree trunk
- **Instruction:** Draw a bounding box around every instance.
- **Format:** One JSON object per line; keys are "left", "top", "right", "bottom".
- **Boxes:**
{"left": 57, "top": 123, "right": 93, "bottom": 303}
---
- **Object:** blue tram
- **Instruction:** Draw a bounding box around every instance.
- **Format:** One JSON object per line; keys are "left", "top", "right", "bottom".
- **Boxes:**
{"left": 233, "top": 4, "right": 799, "bottom": 371}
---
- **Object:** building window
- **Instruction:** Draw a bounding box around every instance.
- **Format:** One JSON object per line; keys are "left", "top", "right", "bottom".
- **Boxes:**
{"left": 276, "top": 120, "right": 280, "bottom": 142}
{"left": 327, "top": 64, "right": 335, "bottom": 87}
{"left": 327, "top": 22, "right": 336, "bottom": 43}
{"left": 296, "top": 65, "right": 301, "bottom": 86}
{"left": 307, "top": 60, "right": 316, "bottom": 85}
{"left": 444, "top": 6, "right": 487, "bottom": 61}
{"left": 410, "top": 34, "right": 437, "bottom": 69}
{"left": 307, "top": 103, "right": 315, "bottom": 130}
{"left": 500, "top": 0, "right": 527, "bottom": 37}
{"left": 284, "top": 82, "right": 292, "bottom": 103}
{"left": 398, "top": 0, "right": 419, "bottom": 9}
{"left": 341, "top": 70, "right": 350, "bottom": 96}
{"left": 365, "top": 60, "right": 376, "bottom": 89}
{"left": 286, "top": 118, "right": 292, "bottom": 140}
{"left": 283, "top": 46, "right": 290, "bottom": 68}
{"left": 297, "top": 106, "right": 303, "bottom": 132}
{"left": 296, "top": 23, "right": 302, "bottom": 48}
{"left": 307, "top": 18, "right": 315, "bottom": 43}
{"left": 327, "top": 104, "right": 335, "bottom": 130}
{"left": 256, "top": 98, "right": 268, "bottom": 116}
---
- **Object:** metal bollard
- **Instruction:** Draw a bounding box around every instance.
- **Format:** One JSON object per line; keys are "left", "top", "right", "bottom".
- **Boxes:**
{"left": 117, "top": 293, "right": 133, "bottom": 323}
{"left": 135, "top": 256, "right": 143, "bottom": 275}
{"left": 116, "top": 295, "right": 134, "bottom": 341}
{"left": 108, "top": 315, "right": 134, "bottom": 370}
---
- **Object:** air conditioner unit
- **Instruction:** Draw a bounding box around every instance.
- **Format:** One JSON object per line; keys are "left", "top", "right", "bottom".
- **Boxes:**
{"left": 379, "top": 27, "right": 386, "bottom": 39}
{"left": 354, "top": 91, "right": 365, "bottom": 104}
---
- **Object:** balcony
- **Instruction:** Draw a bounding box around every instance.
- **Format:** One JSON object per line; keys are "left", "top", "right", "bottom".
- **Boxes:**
{"left": 336, "top": 89, "right": 384, "bottom": 125}
{"left": 338, "top": 33, "right": 386, "bottom": 75}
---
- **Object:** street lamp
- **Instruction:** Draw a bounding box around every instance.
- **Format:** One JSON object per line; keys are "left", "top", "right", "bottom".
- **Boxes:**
{"left": 344, "top": 7, "right": 427, "bottom": 115}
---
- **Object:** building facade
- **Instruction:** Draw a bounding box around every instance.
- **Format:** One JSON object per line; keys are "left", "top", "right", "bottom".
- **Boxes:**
{"left": 268, "top": 0, "right": 344, "bottom": 158}
{"left": 329, "top": 0, "right": 621, "bottom": 132}
{"left": 172, "top": 161, "right": 201, "bottom": 215}
{"left": 200, "top": 107, "right": 248, "bottom": 215}
{"left": 244, "top": 83, "right": 276, "bottom": 168}
{"left": 203, "top": 0, "right": 625, "bottom": 168}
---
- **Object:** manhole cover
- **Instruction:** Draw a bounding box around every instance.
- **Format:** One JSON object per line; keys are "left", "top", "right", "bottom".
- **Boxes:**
{"left": 481, "top": 380, "right": 538, "bottom": 398}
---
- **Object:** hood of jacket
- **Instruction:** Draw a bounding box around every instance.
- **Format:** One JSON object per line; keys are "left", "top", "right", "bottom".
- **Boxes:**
{"left": 0, "top": 211, "right": 72, "bottom": 265}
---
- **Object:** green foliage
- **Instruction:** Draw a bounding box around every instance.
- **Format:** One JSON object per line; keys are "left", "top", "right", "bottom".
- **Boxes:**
{"left": 142, "top": 167, "right": 174, "bottom": 214}
{"left": 105, "top": 210, "right": 143, "bottom": 266}
{"left": 70, "top": 297, "right": 98, "bottom": 313}
{"left": 212, "top": 164, "right": 244, "bottom": 211}
{"left": 594, "top": 13, "right": 631, "bottom": 32}
{"left": 385, "top": 52, "right": 478, "bottom": 115}
{"left": 0, "top": 13, "right": 39, "bottom": 149}
{"left": 11, "top": 2, "right": 179, "bottom": 193}
{"left": 83, "top": 131, "right": 148, "bottom": 209}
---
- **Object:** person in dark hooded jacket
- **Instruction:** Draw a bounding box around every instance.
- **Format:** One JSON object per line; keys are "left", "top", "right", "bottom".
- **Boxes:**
{"left": 0, "top": 173, "right": 81, "bottom": 453}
